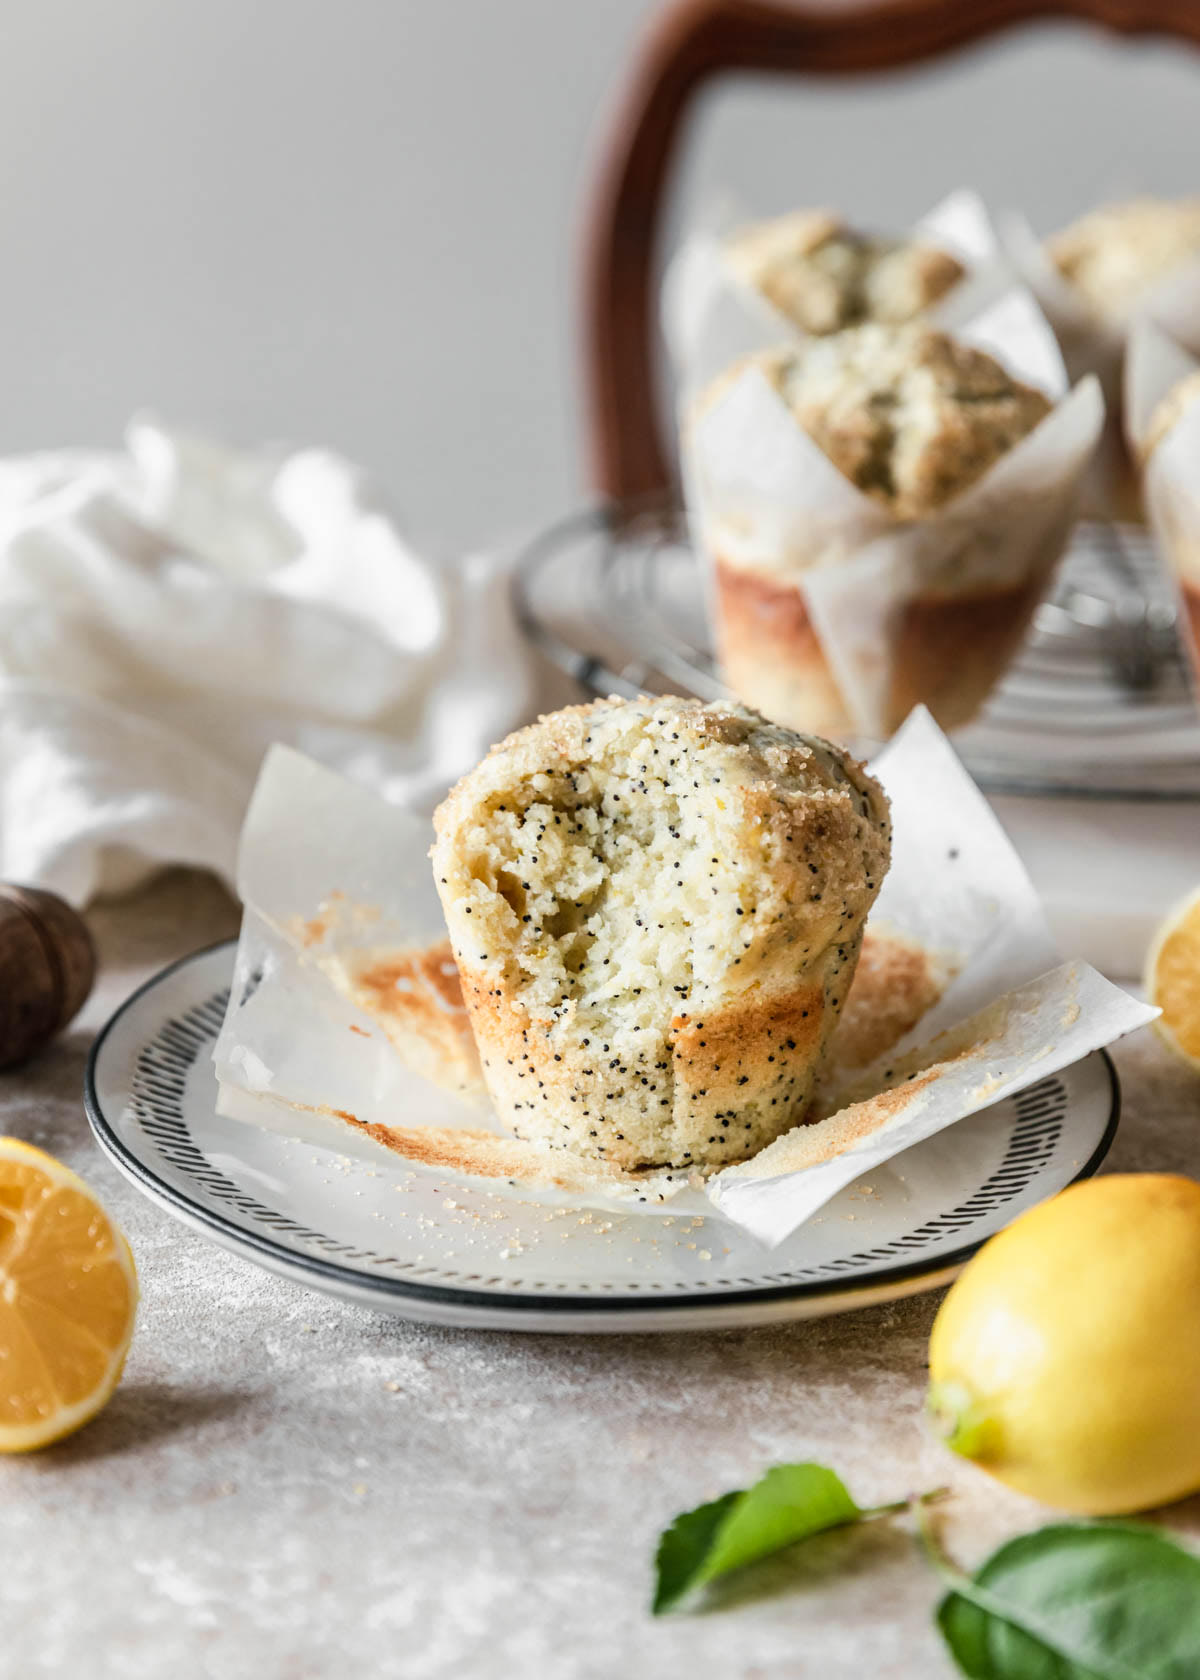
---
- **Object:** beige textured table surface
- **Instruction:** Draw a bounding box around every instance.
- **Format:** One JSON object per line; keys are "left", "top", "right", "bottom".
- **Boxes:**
{"left": 3, "top": 869, "right": 1199, "bottom": 1680}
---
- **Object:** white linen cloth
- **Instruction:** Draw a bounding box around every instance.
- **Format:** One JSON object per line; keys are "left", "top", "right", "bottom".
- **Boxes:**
{"left": 0, "top": 418, "right": 539, "bottom": 905}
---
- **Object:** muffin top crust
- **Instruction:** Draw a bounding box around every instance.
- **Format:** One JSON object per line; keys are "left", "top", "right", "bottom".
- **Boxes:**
{"left": 725, "top": 209, "right": 964, "bottom": 337}
{"left": 704, "top": 324, "right": 1051, "bottom": 520}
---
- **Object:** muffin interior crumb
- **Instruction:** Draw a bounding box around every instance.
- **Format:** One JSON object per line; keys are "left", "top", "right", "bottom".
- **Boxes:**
{"left": 452, "top": 729, "right": 762, "bottom": 1053}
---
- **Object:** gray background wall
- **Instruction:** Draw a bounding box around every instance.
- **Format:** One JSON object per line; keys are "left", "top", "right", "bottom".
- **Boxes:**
{"left": 4, "top": 1, "right": 1200, "bottom": 551}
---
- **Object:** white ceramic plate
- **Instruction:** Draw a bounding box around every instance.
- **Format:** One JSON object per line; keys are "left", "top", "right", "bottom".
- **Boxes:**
{"left": 86, "top": 943, "right": 1120, "bottom": 1334}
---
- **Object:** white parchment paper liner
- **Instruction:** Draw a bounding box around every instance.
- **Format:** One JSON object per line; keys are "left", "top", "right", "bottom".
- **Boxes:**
{"left": 213, "top": 709, "right": 1153, "bottom": 1244}
{"left": 663, "top": 190, "right": 1008, "bottom": 401}
{"left": 1125, "top": 318, "right": 1200, "bottom": 677}
{"left": 684, "top": 286, "right": 1104, "bottom": 738}
{"left": 708, "top": 959, "right": 1138, "bottom": 1242}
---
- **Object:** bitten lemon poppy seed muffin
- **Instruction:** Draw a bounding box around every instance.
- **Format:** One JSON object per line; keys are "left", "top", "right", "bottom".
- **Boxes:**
{"left": 430, "top": 696, "right": 890, "bottom": 1173}
{"left": 725, "top": 210, "right": 965, "bottom": 338}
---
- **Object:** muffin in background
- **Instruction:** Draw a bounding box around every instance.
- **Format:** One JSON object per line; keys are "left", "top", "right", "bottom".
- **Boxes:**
{"left": 750, "top": 327, "right": 1050, "bottom": 517}
{"left": 691, "top": 321, "right": 1066, "bottom": 741}
{"left": 1049, "top": 199, "right": 1200, "bottom": 330}
{"left": 1028, "top": 198, "right": 1200, "bottom": 522}
{"left": 664, "top": 191, "right": 998, "bottom": 406}
{"left": 724, "top": 210, "right": 965, "bottom": 338}
{"left": 431, "top": 695, "right": 890, "bottom": 1173}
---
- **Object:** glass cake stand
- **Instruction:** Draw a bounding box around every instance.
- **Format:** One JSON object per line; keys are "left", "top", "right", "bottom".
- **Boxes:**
{"left": 513, "top": 504, "right": 1200, "bottom": 803}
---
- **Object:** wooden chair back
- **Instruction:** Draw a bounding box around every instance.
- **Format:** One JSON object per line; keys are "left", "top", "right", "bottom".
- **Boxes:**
{"left": 581, "top": 0, "right": 1200, "bottom": 500}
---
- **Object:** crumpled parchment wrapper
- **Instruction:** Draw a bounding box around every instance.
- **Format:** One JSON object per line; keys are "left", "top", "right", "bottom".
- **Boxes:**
{"left": 683, "top": 286, "right": 1104, "bottom": 742}
{"left": 1125, "top": 318, "right": 1200, "bottom": 684}
{"left": 663, "top": 190, "right": 1007, "bottom": 401}
{"left": 212, "top": 708, "right": 1153, "bottom": 1246}
{"left": 1002, "top": 213, "right": 1200, "bottom": 518}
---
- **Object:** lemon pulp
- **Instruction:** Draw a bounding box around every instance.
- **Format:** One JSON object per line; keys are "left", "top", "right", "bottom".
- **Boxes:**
{"left": 0, "top": 1138, "right": 138, "bottom": 1451}
{"left": 1145, "top": 886, "right": 1200, "bottom": 1067}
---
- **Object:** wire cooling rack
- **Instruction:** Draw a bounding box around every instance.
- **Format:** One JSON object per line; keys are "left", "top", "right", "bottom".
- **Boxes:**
{"left": 512, "top": 505, "right": 1200, "bottom": 801}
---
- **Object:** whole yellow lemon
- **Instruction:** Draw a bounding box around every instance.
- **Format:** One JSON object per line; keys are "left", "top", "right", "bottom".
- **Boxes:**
{"left": 927, "top": 1173, "right": 1200, "bottom": 1514}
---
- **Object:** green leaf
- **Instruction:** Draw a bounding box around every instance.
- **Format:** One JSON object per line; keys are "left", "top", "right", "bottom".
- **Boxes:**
{"left": 652, "top": 1491, "right": 742, "bottom": 1614}
{"left": 652, "top": 1463, "right": 863, "bottom": 1613}
{"left": 933, "top": 1523, "right": 1200, "bottom": 1680}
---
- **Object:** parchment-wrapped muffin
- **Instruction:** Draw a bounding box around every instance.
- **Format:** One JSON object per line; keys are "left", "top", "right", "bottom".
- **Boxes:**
{"left": 687, "top": 311, "right": 1102, "bottom": 740}
{"left": 1007, "top": 198, "right": 1200, "bottom": 518}
{"left": 724, "top": 211, "right": 965, "bottom": 338}
{"left": 1049, "top": 199, "right": 1200, "bottom": 331}
{"left": 431, "top": 695, "right": 890, "bottom": 1172}
{"left": 664, "top": 191, "right": 998, "bottom": 399}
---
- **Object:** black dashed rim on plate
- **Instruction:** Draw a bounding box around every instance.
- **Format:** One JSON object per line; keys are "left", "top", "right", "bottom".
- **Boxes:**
{"left": 83, "top": 941, "right": 1122, "bottom": 1330}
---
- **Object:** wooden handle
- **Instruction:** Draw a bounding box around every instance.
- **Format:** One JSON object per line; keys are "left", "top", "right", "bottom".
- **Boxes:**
{"left": 0, "top": 884, "right": 95, "bottom": 1069}
{"left": 581, "top": 0, "right": 1200, "bottom": 502}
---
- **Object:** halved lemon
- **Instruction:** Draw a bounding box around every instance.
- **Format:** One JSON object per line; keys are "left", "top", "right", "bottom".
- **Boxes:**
{"left": 0, "top": 1138, "right": 138, "bottom": 1451}
{"left": 1145, "top": 887, "right": 1200, "bottom": 1070}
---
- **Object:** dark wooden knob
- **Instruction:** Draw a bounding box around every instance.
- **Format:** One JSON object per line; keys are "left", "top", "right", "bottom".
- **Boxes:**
{"left": 0, "top": 885, "right": 97, "bottom": 1070}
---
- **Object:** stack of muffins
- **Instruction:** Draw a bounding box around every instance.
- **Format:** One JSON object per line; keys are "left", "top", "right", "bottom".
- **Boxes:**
{"left": 672, "top": 196, "right": 1200, "bottom": 740}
